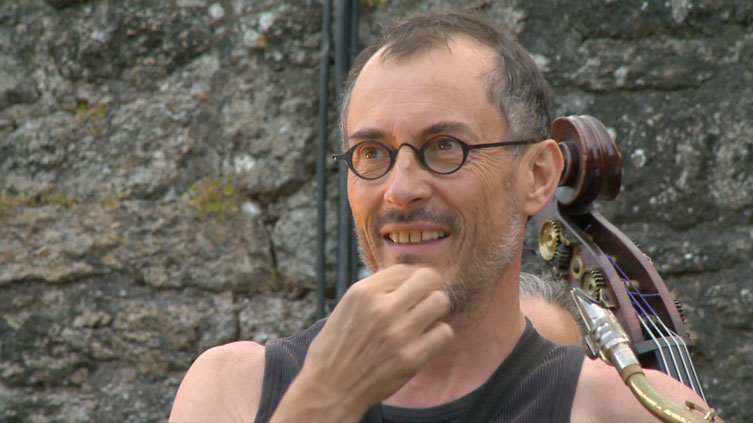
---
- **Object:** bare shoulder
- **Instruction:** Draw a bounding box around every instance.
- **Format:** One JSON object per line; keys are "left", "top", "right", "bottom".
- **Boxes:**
{"left": 169, "top": 341, "right": 266, "bottom": 423}
{"left": 571, "top": 357, "right": 706, "bottom": 423}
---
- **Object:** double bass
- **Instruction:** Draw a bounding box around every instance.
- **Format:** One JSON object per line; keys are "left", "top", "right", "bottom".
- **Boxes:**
{"left": 532, "top": 116, "right": 722, "bottom": 422}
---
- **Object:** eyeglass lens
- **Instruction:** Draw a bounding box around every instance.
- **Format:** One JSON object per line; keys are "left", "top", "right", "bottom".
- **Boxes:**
{"left": 350, "top": 136, "right": 465, "bottom": 179}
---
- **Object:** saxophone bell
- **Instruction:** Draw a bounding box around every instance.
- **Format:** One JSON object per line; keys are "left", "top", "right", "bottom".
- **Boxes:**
{"left": 570, "top": 287, "right": 722, "bottom": 423}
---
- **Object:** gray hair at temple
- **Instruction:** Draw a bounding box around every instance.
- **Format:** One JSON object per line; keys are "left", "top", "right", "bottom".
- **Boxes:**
{"left": 339, "top": 10, "right": 554, "bottom": 150}
{"left": 519, "top": 272, "right": 587, "bottom": 338}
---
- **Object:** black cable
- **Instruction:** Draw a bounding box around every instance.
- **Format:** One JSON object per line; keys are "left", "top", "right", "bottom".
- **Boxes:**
{"left": 315, "top": 0, "right": 333, "bottom": 319}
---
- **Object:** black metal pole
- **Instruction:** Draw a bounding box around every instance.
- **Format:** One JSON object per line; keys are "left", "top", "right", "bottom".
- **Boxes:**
{"left": 347, "top": 0, "right": 360, "bottom": 286}
{"left": 333, "top": 0, "right": 359, "bottom": 301}
{"left": 334, "top": 0, "right": 350, "bottom": 301}
{"left": 315, "top": 0, "right": 333, "bottom": 319}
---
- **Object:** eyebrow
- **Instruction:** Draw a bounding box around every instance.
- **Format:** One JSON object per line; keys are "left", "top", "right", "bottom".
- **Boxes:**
{"left": 347, "top": 121, "right": 474, "bottom": 144}
{"left": 347, "top": 128, "right": 387, "bottom": 143}
{"left": 419, "top": 121, "right": 472, "bottom": 138}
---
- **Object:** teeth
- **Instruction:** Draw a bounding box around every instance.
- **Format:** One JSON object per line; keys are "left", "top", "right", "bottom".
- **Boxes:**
{"left": 388, "top": 230, "right": 446, "bottom": 244}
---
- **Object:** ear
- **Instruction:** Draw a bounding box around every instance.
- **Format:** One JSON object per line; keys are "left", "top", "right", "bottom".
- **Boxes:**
{"left": 520, "top": 139, "right": 563, "bottom": 216}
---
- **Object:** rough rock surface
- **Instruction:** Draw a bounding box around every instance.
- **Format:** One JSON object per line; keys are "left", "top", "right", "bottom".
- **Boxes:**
{"left": 1, "top": 0, "right": 750, "bottom": 421}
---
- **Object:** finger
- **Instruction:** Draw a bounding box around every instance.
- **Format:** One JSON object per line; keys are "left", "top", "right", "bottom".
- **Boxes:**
{"left": 395, "top": 289, "right": 450, "bottom": 340}
{"left": 402, "top": 321, "right": 454, "bottom": 367}
{"left": 390, "top": 267, "right": 445, "bottom": 309}
{"left": 411, "top": 289, "right": 451, "bottom": 325}
{"left": 334, "top": 264, "right": 416, "bottom": 313}
{"left": 357, "top": 263, "right": 422, "bottom": 293}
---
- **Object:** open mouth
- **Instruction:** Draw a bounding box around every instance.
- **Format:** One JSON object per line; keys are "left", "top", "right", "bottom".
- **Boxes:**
{"left": 387, "top": 230, "right": 449, "bottom": 244}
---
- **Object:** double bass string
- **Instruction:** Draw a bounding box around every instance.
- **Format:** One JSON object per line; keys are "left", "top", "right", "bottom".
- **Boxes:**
{"left": 629, "top": 293, "right": 706, "bottom": 401}
{"left": 606, "top": 253, "right": 693, "bottom": 389}
{"left": 605, "top": 253, "right": 707, "bottom": 401}
{"left": 603, "top": 254, "right": 679, "bottom": 376}
{"left": 631, "top": 298, "right": 706, "bottom": 401}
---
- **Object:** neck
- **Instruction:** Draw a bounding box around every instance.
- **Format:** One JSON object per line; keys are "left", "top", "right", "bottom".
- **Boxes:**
{"left": 383, "top": 266, "right": 527, "bottom": 408}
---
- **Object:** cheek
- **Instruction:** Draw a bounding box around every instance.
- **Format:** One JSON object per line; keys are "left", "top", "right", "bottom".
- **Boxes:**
{"left": 462, "top": 161, "right": 515, "bottom": 212}
{"left": 348, "top": 180, "right": 367, "bottom": 219}
{"left": 348, "top": 178, "right": 381, "bottom": 236}
{"left": 442, "top": 171, "right": 503, "bottom": 248}
{"left": 458, "top": 164, "right": 524, "bottom": 247}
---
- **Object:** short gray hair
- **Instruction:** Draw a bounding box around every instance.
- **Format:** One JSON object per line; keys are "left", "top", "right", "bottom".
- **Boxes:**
{"left": 519, "top": 272, "right": 586, "bottom": 337}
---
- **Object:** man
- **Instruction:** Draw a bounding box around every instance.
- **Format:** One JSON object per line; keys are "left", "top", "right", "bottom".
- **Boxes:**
{"left": 519, "top": 272, "right": 584, "bottom": 345}
{"left": 170, "top": 10, "right": 707, "bottom": 422}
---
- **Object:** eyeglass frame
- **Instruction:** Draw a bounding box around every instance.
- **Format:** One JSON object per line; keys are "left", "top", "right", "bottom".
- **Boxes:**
{"left": 332, "top": 135, "right": 541, "bottom": 180}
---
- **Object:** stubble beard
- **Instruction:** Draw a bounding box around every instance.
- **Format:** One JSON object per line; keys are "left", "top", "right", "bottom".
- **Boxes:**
{"left": 446, "top": 208, "right": 524, "bottom": 316}
{"left": 357, "top": 207, "right": 459, "bottom": 273}
{"left": 356, "top": 203, "right": 525, "bottom": 316}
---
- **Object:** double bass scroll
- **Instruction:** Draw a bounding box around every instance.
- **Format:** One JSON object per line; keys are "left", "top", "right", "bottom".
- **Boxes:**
{"left": 532, "top": 115, "right": 720, "bottom": 422}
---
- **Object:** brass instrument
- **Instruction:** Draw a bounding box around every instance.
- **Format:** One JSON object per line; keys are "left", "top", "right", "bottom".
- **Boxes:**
{"left": 571, "top": 287, "right": 721, "bottom": 423}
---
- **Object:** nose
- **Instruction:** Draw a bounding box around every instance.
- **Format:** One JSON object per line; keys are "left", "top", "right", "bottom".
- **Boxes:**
{"left": 382, "top": 145, "right": 432, "bottom": 210}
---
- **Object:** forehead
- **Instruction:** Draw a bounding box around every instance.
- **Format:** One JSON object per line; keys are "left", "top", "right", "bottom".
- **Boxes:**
{"left": 345, "top": 37, "right": 505, "bottom": 143}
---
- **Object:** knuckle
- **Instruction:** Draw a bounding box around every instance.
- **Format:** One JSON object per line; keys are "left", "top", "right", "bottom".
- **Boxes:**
{"left": 430, "top": 289, "right": 450, "bottom": 308}
{"left": 382, "top": 318, "right": 412, "bottom": 346}
{"left": 344, "top": 281, "right": 370, "bottom": 301}
{"left": 370, "top": 301, "right": 392, "bottom": 321}
{"left": 395, "top": 349, "right": 419, "bottom": 371}
{"left": 413, "top": 267, "right": 443, "bottom": 286}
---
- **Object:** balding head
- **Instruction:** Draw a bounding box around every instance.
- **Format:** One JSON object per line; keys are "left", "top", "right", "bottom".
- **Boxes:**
{"left": 339, "top": 10, "right": 553, "bottom": 150}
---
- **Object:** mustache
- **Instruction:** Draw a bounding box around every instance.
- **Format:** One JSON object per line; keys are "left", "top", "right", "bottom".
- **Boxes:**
{"left": 372, "top": 207, "right": 459, "bottom": 233}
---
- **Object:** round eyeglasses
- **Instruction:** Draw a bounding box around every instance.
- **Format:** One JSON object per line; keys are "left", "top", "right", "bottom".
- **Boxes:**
{"left": 332, "top": 135, "right": 539, "bottom": 180}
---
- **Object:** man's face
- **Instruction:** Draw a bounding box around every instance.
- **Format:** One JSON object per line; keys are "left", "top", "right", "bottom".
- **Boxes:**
{"left": 345, "top": 38, "right": 526, "bottom": 311}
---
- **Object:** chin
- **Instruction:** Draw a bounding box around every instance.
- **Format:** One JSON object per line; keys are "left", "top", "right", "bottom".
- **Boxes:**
{"left": 396, "top": 254, "right": 420, "bottom": 265}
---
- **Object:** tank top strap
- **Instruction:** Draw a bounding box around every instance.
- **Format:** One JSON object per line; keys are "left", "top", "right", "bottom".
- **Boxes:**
{"left": 254, "top": 318, "right": 326, "bottom": 423}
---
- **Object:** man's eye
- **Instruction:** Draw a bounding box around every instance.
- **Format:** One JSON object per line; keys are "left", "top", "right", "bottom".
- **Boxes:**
{"left": 430, "top": 137, "right": 460, "bottom": 152}
{"left": 437, "top": 139, "right": 456, "bottom": 150}
{"left": 360, "top": 146, "right": 381, "bottom": 159}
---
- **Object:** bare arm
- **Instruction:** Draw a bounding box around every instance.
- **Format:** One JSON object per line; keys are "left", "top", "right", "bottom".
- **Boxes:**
{"left": 169, "top": 341, "right": 265, "bottom": 423}
{"left": 572, "top": 357, "right": 709, "bottom": 422}
{"left": 169, "top": 265, "right": 452, "bottom": 422}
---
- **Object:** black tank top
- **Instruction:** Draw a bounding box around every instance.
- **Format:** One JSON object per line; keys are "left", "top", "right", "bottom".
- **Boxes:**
{"left": 255, "top": 319, "right": 585, "bottom": 423}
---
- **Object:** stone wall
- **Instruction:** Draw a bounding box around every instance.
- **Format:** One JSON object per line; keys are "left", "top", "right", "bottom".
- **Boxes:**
{"left": 1, "top": 0, "right": 750, "bottom": 421}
